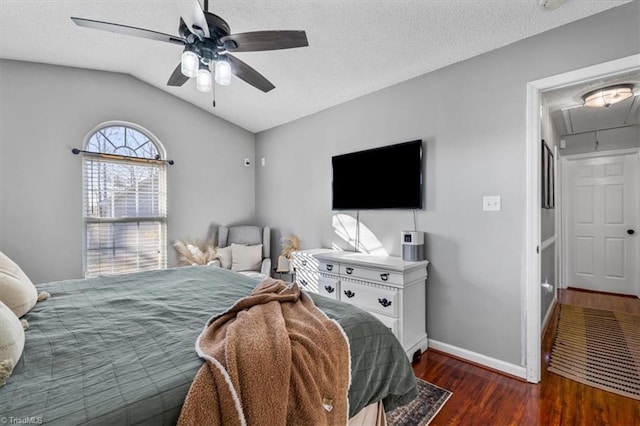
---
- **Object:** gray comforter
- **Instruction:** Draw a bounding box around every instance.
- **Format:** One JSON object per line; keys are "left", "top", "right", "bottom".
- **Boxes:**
{"left": 0, "top": 266, "right": 417, "bottom": 425}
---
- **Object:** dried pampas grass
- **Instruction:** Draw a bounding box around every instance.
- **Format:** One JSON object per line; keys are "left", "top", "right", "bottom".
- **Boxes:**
{"left": 280, "top": 234, "right": 300, "bottom": 259}
{"left": 173, "top": 239, "right": 217, "bottom": 266}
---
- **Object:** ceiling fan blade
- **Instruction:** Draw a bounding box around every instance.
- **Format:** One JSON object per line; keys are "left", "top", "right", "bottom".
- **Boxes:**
{"left": 177, "top": 0, "right": 210, "bottom": 38}
{"left": 167, "top": 63, "right": 189, "bottom": 87}
{"left": 226, "top": 54, "right": 275, "bottom": 93}
{"left": 71, "top": 17, "right": 185, "bottom": 45}
{"left": 221, "top": 31, "right": 308, "bottom": 52}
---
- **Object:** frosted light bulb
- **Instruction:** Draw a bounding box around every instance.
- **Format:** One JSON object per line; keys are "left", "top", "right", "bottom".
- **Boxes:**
{"left": 181, "top": 50, "right": 199, "bottom": 78}
{"left": 215, "top": 60, "right": 232, "bottom": 86}
{"left": 196, "top": 68, "right": 212, "bottom": 92}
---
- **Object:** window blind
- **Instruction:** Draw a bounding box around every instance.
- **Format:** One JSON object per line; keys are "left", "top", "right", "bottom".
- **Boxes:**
{"left": 83, "top": 156, "right": 167, "bottom": 277}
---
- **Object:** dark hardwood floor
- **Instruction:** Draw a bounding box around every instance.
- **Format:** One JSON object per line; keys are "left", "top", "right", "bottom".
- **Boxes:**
{"left": 413, "top": 289, "right": 640, "bottom": 425}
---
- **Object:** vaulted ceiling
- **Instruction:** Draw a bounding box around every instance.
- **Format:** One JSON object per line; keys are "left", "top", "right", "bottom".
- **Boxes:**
{"left": 0, "top": 0, "right": 632, "bottom": 133}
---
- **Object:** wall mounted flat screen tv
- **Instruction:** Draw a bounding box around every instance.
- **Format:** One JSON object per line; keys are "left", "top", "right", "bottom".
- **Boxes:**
{"left": 332, "top": 140, "right": 423, "bottom": 210}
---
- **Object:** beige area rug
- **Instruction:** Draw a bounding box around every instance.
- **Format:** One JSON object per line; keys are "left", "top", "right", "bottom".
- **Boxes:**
{"left": 548, "top": 304, "right": 640, "bottom": 400}
{"left": 386, "top": 378, "right": 452, "bottom": 426}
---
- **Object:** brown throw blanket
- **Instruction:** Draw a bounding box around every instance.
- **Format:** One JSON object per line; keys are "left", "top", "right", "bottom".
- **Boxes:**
{"left": 178, "top": 278, "right": 351, "bottom": 426}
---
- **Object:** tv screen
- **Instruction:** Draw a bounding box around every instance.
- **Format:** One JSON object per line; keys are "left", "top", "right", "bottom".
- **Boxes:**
{"left": 332, "top": 140, "right": 423, "bottom": 210}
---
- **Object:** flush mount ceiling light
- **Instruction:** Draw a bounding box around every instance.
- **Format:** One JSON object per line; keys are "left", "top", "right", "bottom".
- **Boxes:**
{"left": 582, "top": 84, "right": 634, "bottom": 108}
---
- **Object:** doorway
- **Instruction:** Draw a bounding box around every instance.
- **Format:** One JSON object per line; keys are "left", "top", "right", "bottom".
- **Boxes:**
{"left": 562, "top": 151, "right": 639, "bottom": 296}
{"left": 524, "top": 53, "right": 640, "bottom": 383}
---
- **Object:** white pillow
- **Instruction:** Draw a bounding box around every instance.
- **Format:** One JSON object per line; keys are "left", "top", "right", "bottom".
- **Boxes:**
{"left": 0, "top": 251, "right": 38, "bottom": 318}
{"left": 0, "top": 300, "right": 24, "bottom": 386}
{"left": 231, "top": 244, "right": 263, "bottom": 272}
{"left": 216, "top": 246, "right": 233, "bottom": 269}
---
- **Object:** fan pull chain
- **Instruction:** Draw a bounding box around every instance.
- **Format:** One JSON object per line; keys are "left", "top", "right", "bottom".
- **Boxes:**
{"left": 212, "top": 73, "right": 216, "bottom": 107}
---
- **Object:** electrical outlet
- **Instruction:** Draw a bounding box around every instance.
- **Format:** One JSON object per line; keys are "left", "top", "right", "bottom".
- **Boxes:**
{"left": 483, "top": 196, "right": 501, "bottom": 212}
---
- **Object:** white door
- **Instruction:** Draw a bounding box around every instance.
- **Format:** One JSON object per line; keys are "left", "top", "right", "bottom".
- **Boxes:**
{"left": 565, "top": 153, "right": 638, "bottom": 295}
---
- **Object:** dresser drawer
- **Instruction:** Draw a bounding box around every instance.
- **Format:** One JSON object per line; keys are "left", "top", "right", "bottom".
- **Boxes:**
{"left": 296, "top": 268, "right": 320, "bottom": 293}
{"left": 371, "top": 312, "right": 398, "bottom": 337}
{"left": 340, "top": 279, "right": 398, "bottom": 317}
{"left": 292, "top": 249, "right": 333, "bottom": 272}
{"left": 339, "top": 264, "right": 403, "bottom": 286}
{"left": 317, "top": 276, "right": 339, "bottom": 300}
{"left": 292, "top": 255, "right": 318, "bottom": 272}
{"left": 319, "top": 260, "right": 339, "bottom": 274}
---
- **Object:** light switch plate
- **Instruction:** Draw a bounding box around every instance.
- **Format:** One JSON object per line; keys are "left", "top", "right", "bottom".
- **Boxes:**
{"left": 483, "top": 196, "right": 501, "bottom": 211}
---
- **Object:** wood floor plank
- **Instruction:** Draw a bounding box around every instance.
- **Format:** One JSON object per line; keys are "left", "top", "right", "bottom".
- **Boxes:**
{"left": 414, "top": 289, "right": 640, "bottom": 425}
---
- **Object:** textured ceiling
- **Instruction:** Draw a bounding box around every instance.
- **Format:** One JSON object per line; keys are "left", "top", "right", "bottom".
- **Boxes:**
{"left": 0, "top": 0, "right": 632, "bottom": 133}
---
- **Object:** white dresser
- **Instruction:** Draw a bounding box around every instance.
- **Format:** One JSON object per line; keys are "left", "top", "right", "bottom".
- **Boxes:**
{"left": 292, "top": 249, "right": 429, "bottom": 359}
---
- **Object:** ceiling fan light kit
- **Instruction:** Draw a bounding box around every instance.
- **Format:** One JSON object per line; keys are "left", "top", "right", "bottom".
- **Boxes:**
{"left": 71, "top": 0, "right": 308, "bottom": 102}
{"left": 582, "top": 84, "right": 634, "bottom": 108}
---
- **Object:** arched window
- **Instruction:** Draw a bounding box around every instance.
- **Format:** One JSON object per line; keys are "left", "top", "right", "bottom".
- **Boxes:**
{"left": 82, "top": 122, "right": 167, "bottom": 277}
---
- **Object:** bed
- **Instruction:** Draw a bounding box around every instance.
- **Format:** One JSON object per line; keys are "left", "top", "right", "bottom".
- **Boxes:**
{"left": 0, "top": 265, "right": 418, "bottom": 424}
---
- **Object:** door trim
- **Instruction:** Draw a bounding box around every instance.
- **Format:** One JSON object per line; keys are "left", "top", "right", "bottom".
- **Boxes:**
{"left": 562, "top": 147, "right": 640, "bottom": 161}
{"left": 524, "top": 53, "right": 640, "bottom": 383}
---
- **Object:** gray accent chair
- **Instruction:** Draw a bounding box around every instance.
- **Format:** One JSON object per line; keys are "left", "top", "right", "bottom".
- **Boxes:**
{"left": 217, "top": 225, "right": 271, "bottom": 277}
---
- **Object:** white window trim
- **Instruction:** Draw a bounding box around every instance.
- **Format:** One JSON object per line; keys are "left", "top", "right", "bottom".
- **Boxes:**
{"left": 83, "top": 120, "right": 167, "bottom": 159}
{"left": 81, "top": 121, "right": 168, "bottom": 277}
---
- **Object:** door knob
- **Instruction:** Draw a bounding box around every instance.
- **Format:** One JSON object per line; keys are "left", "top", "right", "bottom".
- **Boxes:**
{"left": 628, "top": 229, "right": 636, "bottom": 235}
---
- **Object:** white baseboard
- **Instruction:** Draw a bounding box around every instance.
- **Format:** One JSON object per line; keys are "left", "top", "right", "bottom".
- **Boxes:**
{"left": 428, "top": 339, "right": 527, "bottom": 379}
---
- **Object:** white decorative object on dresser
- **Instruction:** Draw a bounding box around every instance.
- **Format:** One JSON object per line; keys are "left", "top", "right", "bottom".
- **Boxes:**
{"left": 292, "top": 249, "right": 429, "bottom": 360}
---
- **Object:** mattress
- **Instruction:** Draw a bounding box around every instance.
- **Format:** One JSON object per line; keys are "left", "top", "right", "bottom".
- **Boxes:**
{"left": 0, "top": 265, "right": 417, "bottom": 425}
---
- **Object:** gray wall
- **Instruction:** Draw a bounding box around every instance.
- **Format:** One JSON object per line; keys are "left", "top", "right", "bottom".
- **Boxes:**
{"left": 540, "top": 99, "right": 559, "bottom": 324}
{"left": 255, "top": 3, "right": 640, "bottom": 366}
{"left": 0, "top": 60, "right": 256, "bottom": 284}
{"left": 559, "top": 125, "right": 640, "bottom": 156}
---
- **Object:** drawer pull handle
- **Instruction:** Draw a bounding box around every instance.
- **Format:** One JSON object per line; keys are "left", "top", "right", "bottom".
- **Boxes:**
{"left": 299, "top": 279, "right": 308, "bottom": 287}
{"left": 344, "top": 290, "right": 355, "bottom": 298}
{"left": 378, "top": 298, "right": 392, "bottom": 308}
{"left": 302, "top": 260, "right": 307, "bottom": 266}
{"left": 380, "top": 273, "right": 389, "bottom": 281}
{"left": 326, "top": 264, "right": 334, "bottom": 272}
{"left": 324, "top": 285, "right": 335, "bottom": 293}
{"left": 346, "top": 267, "right": 354, "bottom": 275}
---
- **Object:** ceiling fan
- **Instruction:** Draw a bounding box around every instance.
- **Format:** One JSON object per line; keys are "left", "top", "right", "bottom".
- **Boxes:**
{"left": 71, "top": 0, "right": 308, "bottom": 98}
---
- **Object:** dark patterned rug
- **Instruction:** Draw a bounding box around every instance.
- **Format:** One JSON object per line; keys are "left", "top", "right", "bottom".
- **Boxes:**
{"left": 387, "top": 378, "right": 452, "bottom": 426}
